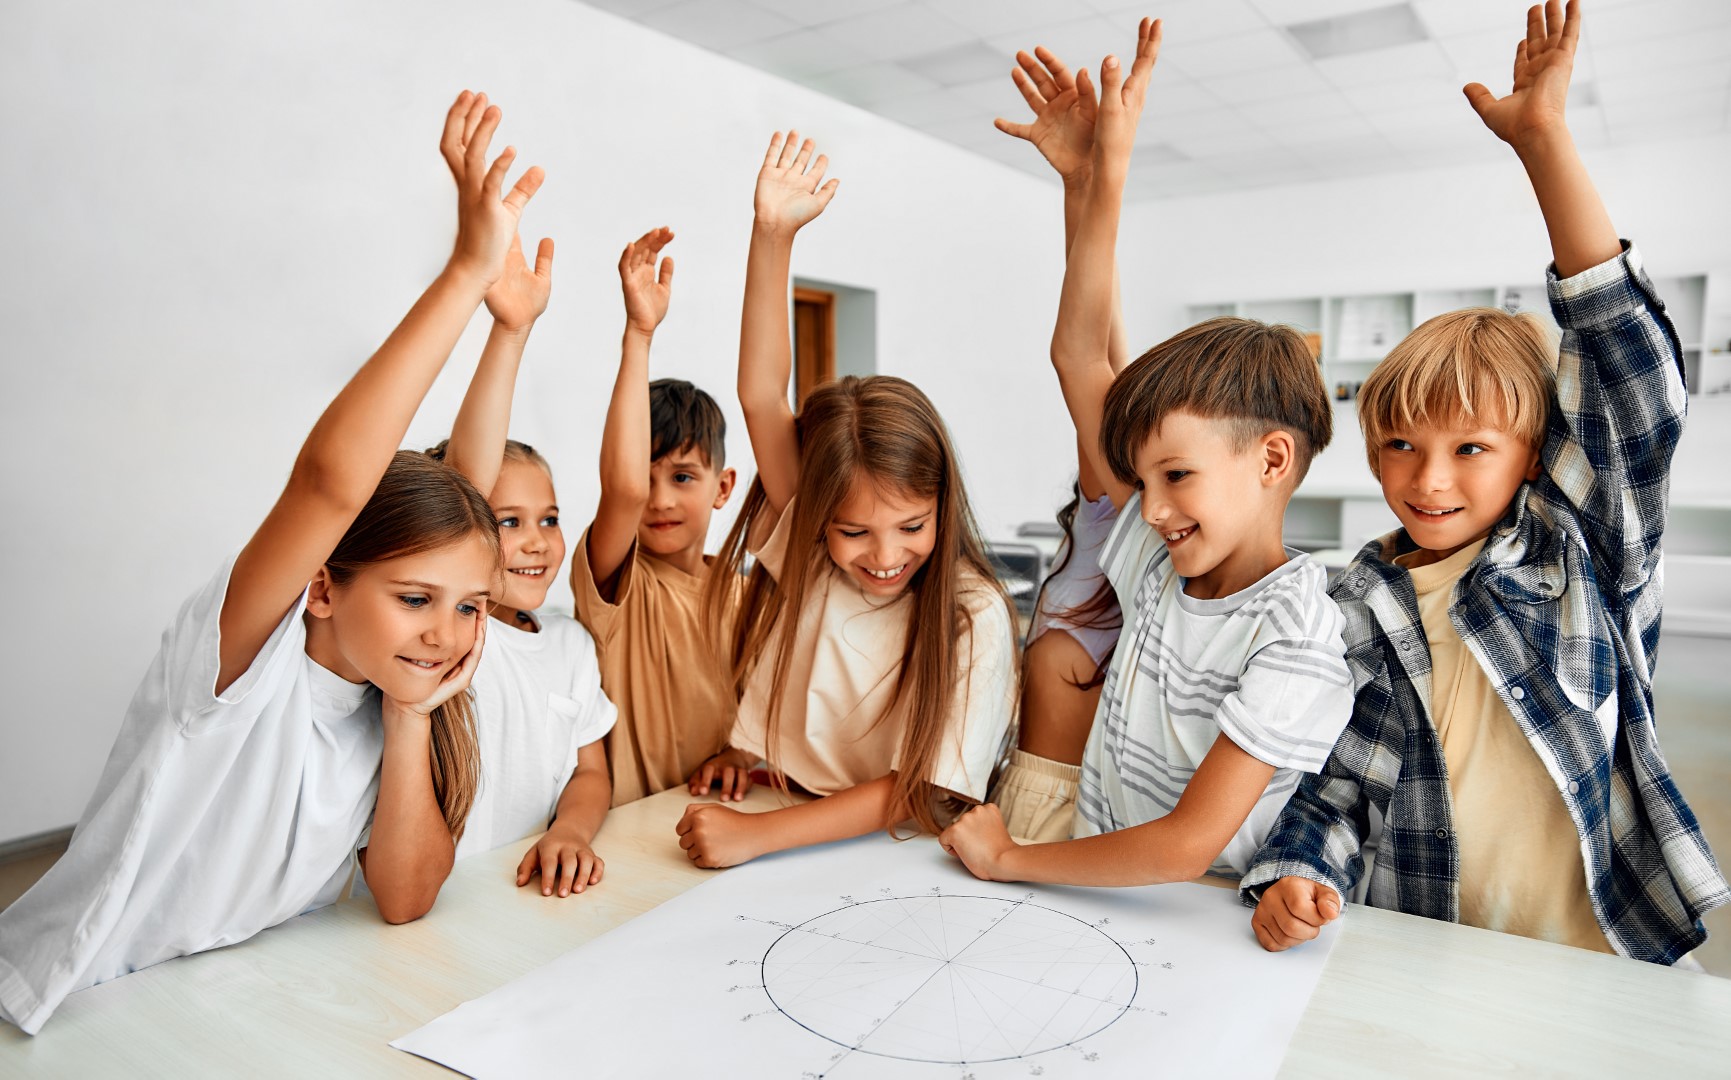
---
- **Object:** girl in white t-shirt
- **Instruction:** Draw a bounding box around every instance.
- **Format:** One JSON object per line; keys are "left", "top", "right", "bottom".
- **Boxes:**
{"left": 0, "top": 91, "right": 546, "bottom": 1035}
{"left": 422, "top": 228, "right": 618, "bottom": 898}
{"left": 676, "top": 133, "right": 1018, "bottom": 868}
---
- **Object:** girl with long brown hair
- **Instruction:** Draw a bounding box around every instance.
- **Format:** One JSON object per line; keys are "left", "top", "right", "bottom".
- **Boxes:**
{"left": 675, "top": 133, "right": 1018, "bottom": 869}
{"left": 0, "top": 91, "right": 541, "bottom": 1035}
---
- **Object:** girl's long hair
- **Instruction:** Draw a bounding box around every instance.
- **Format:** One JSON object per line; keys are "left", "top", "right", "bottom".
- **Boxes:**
{"left": 1032, "top": 482, "right": 1121, "bottom": 692}
{"left": 704, "top": 376, "right": 1014, "bottom": 836}
{"left": 324, "top": 450, "right": 498, "bottom": 840}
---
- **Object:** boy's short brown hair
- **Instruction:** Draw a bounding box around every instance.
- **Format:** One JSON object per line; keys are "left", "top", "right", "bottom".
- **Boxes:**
{"left": 1100, "top": 317, "right": 1333, "bottom": 486}
{"left": 649, "top": 378, "right": 727, "bottom": 469}
{"left": 1356, "top": 308, "right": 1555, "bottom": 479}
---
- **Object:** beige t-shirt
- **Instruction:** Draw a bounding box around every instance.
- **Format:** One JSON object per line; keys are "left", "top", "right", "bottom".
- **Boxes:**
{"left": 573, "top": 528, "right": 736, "bottom": 807}
{"left": 1396, "top": 540, "right": 1613, "bottom": 954}
{"left": 728, "top": 499, "right": 1017, "bottom": 802}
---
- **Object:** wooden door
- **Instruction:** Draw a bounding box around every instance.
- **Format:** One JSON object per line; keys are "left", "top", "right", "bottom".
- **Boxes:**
{"left": 793, "top": 286, "right": 836, "bottom": 408}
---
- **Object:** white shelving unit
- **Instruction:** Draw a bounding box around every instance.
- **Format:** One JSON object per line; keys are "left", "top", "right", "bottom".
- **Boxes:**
{"left": 1183, "top": 272, "right": 1731, "bottom": 636}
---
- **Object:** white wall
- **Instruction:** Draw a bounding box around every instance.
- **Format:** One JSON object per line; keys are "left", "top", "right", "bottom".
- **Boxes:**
{"left": 0, "top": 0, "right": 1078, "bottom": 843}
{"left": 1114, "top": 132, "right": 1731, "bottom": 503}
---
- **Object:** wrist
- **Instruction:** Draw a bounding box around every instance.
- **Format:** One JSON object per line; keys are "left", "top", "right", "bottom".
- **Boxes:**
{"left": 1510, "top": 126, "right": 1577, "bottom": 168}
{"left": 440, "top": 255, "right": 498, "bottom": 297}
{"left": 491, "top": 320, "right": 534, "bottom": 344}
{"left": 750, "top": 218, "right": 799, "bottom": 245}
{"left": 1061, "top": 167, "right": 1093, "bottom": 194}
{"left": 623, "top": 323, "right": 657, "bottom": 346}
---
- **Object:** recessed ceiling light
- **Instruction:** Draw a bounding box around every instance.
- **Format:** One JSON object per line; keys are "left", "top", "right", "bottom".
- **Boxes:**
{"left": 1286, "top": 4, "right": 1428, "bottom": 61}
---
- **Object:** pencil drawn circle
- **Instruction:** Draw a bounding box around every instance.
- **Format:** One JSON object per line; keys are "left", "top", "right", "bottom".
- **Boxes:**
{"left": 760, "top": 894, "right": 1137, "bottom": 1064}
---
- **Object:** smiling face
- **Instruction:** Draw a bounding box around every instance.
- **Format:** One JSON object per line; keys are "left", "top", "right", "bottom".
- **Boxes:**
{"left": 488, "top": 458, "right": 565, "bottom": 622}
{"left": 638, "top": 447, "right": 736, "bottom": 570}
{"left": 312, "top": 534, "right": 499, "bottom": 705}
{"left": 1376, "top": 417, "right": 1541, "bottom": 561}
{"left": 1131, "top": 410, "right": 1295, "bottom": 600}
{"left": 825, "top": 477, "right": 939, "bottom": 598}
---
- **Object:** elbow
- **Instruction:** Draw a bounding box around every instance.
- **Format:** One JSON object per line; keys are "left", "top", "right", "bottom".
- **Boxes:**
{"left": 288, "top": 450, "right": 372, "bottom": 520}
{"left": 375, "top": 891, "right": 437, "bottom": 925}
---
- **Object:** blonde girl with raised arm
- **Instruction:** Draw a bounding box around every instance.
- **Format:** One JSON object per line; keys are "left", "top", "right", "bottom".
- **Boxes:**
{"left": 0, "top": 91, "right": 543, "bottom": 1035}
{"left": 674, "top": 134, "right": 1019, "bottom": 869}
{"left": 427, "top": 228, "right": 620, "bottom": 899}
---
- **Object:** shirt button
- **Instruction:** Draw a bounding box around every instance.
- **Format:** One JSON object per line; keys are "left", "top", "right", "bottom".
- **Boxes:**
{"left": 1511, "top": 686, "right": 1526, "bottom": 701}
{"left": 1435, "top": 828, "right": 1449, "bottom": 840}
{"left": 1568, "top": 780, "right": 1580, "bottom": 795}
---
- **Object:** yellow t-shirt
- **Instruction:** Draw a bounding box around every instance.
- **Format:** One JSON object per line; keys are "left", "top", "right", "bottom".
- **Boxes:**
{"left": 573, "top": 529, "right": 736, "bottom": 807}
{"left": 1396, "top": 540, "right": 1613, "bottom": 954}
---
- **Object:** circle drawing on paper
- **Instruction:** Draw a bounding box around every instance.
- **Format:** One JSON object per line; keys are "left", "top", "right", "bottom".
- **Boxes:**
{"left": 760, "top": 894, "right": 1137, "bottom": 1065}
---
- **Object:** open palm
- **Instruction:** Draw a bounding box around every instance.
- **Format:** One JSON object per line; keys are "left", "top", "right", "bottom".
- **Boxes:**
{"left": 996, "top": 47, "right": 1096, "bottom": 184}
{"left": 753, "top": 131, "right": 839, "bottom": 233}
{"left": 483, "top": 233, "right": 554, "bottom": 332}
{"left": 1464, "top": 0, "right": 1578, "bottom": 150}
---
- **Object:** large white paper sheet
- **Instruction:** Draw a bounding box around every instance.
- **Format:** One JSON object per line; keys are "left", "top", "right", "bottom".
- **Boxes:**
{"left": 393, "top": 833, "right": 1339, "bottom": 1078}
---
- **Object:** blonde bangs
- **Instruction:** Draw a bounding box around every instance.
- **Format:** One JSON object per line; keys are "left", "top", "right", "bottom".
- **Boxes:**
{"left": 1357, "top": 308, "right": 1554, "bottom": 476}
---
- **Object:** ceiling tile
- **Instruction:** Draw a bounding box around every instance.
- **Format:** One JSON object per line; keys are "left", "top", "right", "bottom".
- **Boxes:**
{"left": 1168, "top": 126, "right": 1280, "bottom": 158}
{"left": 931, "top": 0, "right": 1070, "bottom": 38}
{"left": 1597, "top": 61, "right": 1730, "bottom": 108}
{"left": 900, "top": 40, "right": 1018, "bottom": 87}
{"left": 1164, "top": 27, "right": 1307, "bottom": 79}
{"left": 637, "top": 0, "right": 800, "bottom": 52}
{"left": 1144, "top": 106, "right": 1260, "bottom": 143}
{"left": 577, "top": 0, "right": 689, "bottom": 15}
{"left": 1409, "top": 0, "right": 1531, "bottom": 39}
{"left": 873, "top": 86, "right": 994, "bottom": 127}
{"left": 1134, "top": 161, "right": 1226, "bottom": 196}
{"left": 1203, "top": 145, "right": 1313, "bottom": 178}
{"left": 947, "top": 74, "right": 1024, "bottom": 113}
{"left": 1263, "top": 113, "right": 1382, "bottom": 148}
{"left": 1291, "top": 132, "right": 1403, "bottom": 164}
{"left": 985, "top": 16, "right": 1129, "bottom": 72}
{"left": 1089, "top": 0, "right": 1268, "bottom": 42}
{"left": 1601, "top": 91, "right": 1728, "bottom": 133}
{"left": 1591, "top": 32, "right": 1729, "bottom": 83}
{"left": 812, "top": 4, "right": 977, "bottom": 63}
{"left": 1235, "top": 89, "right": 1361, "bottom": 129}
{"left": 1580, "top": 0, "right": 1731, "bottom": 47}
{"left": 1147, "top": 75, "right": 1229, "bottom": 118}
{"left": 1338, "top": 76, "right": 1463, "bottom": 114}
{"left": 727, "top": 29, "right": 873, "bottom": 80}
{"left": 1132, "top": 142, "right": 1192, "bottom": 167}
{"left": 1249, "top": 0, "right": 1410, "bottom": 21}
{"left": 1198, "top": 63, "right": 1334, "bottom": 104}
{"left": 802, "top": 62, "right": 942, "bottom": 107}
{"left": 908, "top": 113, "right": 1007, "bottom": 149}
{"left": 743, "top": 0, "right": 904, "bottom": 27}
{"left": 1363, "top": 101, "right": 1482, "bottom": 138}
{"left": 1315, "top": 39, "right": 1452, "bottom": 85}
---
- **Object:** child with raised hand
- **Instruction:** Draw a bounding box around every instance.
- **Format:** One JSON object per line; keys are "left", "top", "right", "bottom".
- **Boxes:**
{"left": 425, "top": 225, "right": 617, "bottom": 899}
{"left": 1244, "top": 0, "right": 1728, "bottom": 964}
{"left": 575, "top": 227, "right": 740, "bottom": 807}
{"left": 0, "top": 91, "right": 544, "bottom": 1034}
{"left": 675, "top": 133, "right": 1019, "bottom": 868}
{"left": 940, "top": 19, "right": 1355, "bottom": 888}
{"left": 986, "top": 42, "right": 1134, "bottom": 845}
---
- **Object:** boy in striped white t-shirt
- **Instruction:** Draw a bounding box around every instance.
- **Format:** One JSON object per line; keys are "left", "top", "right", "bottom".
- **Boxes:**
{"left": 940, "top": 17, "right": 1352, "bottom": 887}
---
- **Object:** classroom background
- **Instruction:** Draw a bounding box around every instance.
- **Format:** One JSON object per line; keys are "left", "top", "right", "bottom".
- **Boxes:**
{"left": 2, "top": 0, "right": 1728, "bottom": 973}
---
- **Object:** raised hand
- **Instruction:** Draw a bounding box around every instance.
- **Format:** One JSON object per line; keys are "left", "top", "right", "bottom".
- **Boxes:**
{"left": 619, "top": 226, "right": 676, "bottom": 338}
{"left": 440, "top": 90, "right": 546, "bottom": 288}
{"left": 483, "top": 233, "right": 554, "bottom": 334}
{"left": 996, "top": 46, "right": 1098, "bottom": 187}
{"left": 1463, "top": 0, "right": 1579, "bottom": 152}
{"left": 1086, "top": 17, "right": 1162, "bottom": 175}
{"left": 753, "top": 131, "right": 839, "bottom": 235}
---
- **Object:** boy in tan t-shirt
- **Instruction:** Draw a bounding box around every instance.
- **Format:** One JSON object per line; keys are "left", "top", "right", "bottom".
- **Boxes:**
{"left": 575, "top": 227, "right": 738, "bottom": 806}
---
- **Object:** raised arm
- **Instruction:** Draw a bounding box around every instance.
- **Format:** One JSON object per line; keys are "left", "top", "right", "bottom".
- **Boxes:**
{"left": 219, "top": 91, "right": 542, "bottom": 694}
{"left": 1463, "top": 0, "right": 1617, "bottom": 276}
{"left": 739, "top": 132, "right": 839, "bottom": 515}
{"left": 586, "top": 227, "right": 675, "bottom": 590}
{"left": 441, "top": 233, "right": 555, "bottom": 497}
{"left": 1049, "top": 20, "right": 1160, "bottom": 510}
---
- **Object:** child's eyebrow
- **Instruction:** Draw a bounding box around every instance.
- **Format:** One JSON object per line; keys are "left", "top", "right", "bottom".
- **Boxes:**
{"left": 390, "top": 579, "right": 442, "bottom": 591}
{"left": 666, "top": 459, "right": 706, "bottom": 471}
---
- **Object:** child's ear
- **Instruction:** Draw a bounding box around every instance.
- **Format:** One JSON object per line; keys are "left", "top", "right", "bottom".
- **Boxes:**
{"left": 713, "top": 467, "right": 737, "bottom": 509}
{"left": 1260, "top": 430, "right": 1296, "bottom": 487}
{"left": 1523, "top": 443, "right": 1543, "bottom": 482}
{"left": 306, "top": 567, "right": 336, "bottom": 619}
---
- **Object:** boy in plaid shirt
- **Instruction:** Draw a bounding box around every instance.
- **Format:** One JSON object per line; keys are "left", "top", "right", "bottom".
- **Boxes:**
{"left": 1242, "top": 0, "right": 1728, "bottom": 964}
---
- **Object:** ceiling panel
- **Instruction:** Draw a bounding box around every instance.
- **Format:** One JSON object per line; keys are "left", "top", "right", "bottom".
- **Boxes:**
{"left": 587, "top": 0, "right": 1729, "bottom": 201}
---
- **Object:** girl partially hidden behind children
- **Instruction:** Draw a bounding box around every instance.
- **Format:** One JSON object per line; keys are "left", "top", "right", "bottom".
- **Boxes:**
{"left": 676, "top": 132, "right": 1018, "bottom": 867}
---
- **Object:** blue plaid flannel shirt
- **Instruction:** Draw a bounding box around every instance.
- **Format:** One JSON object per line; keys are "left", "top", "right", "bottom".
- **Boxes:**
{"left": 1241, "top": 243, "right": 1730, "bottom": 964}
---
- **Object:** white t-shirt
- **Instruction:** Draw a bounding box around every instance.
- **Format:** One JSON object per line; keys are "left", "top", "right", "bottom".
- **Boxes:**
{"left": 728, "top": 498, "right": 1016, "bottom": 803}
{"left": 1074, "top": 495, "right": 1353, "bottom": 876}
{"left": 0, "top": 558, "right": 384, "bottom": 1035}
{"left": 453, "top": 613, "right": 616, "bottom": 860}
